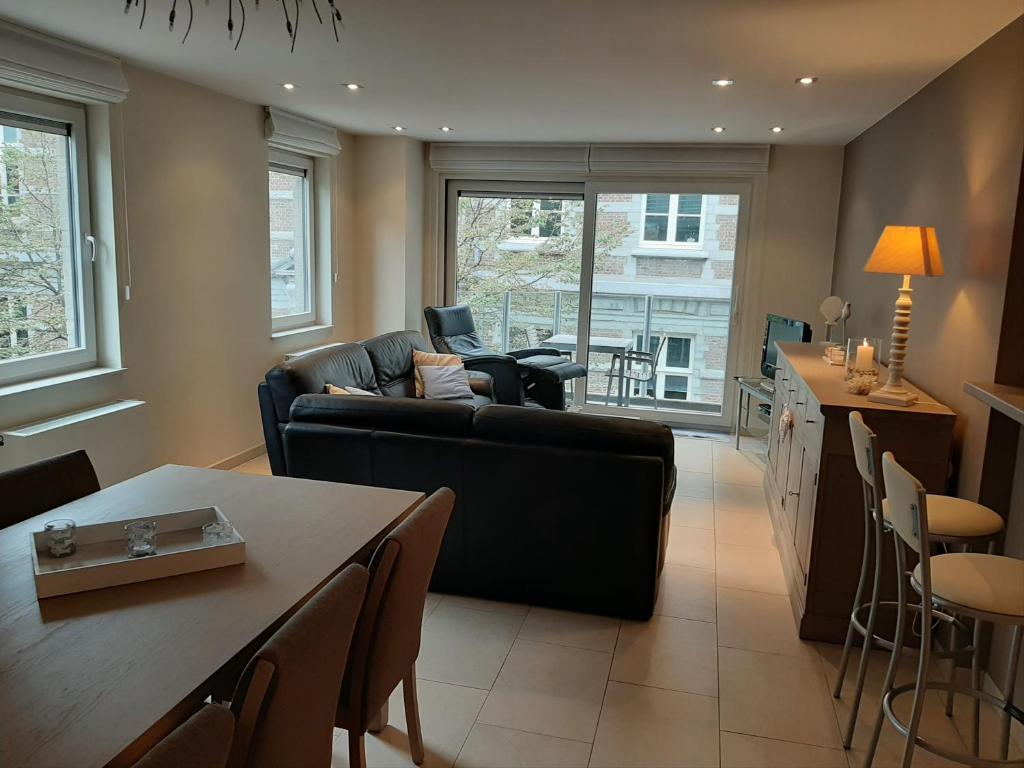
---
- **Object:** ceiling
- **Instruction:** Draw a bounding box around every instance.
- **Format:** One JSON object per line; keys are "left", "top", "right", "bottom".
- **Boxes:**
{"left": 0, "top": 0, "right": 1020, "bottom": 144}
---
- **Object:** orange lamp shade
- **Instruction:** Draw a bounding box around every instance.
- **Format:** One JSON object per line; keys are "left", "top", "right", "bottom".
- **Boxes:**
{"left": 863, "top": 226, "right": 944, "bottom": 277}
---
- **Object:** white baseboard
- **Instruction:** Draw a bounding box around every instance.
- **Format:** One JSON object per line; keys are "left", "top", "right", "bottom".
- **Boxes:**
{"left": 208, "top": 444, "right": 266, "bottom": 471}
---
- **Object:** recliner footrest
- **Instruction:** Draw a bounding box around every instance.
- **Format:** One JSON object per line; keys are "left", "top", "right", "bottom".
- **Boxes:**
{"left": 516, "top": 355, "right": 587, "bottom": 383}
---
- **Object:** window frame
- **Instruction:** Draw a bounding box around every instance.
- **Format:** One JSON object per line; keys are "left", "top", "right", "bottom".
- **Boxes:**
{"left": 639, "top": 193, "right": 706, "bottom": 249}
{"left": 0, "top": 90, "right": 95, "bottom": 387}
{"left": 268, "top": 149, "right": 316, "bottom": 333}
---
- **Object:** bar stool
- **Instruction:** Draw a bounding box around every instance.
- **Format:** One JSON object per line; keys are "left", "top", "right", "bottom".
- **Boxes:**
{"left": 867, "top": 452, "right": 1024, "bottom": 768}
{"left": 833, "top": 412, "right": 1005, "bottom": 748}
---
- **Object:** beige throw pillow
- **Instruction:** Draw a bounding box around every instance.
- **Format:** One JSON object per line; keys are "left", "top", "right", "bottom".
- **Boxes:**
{"left": 325, "top": 384, "right": 379, "bottom": 396}
{"left": 412, "top": 350, "right": 463, "bottom": 397}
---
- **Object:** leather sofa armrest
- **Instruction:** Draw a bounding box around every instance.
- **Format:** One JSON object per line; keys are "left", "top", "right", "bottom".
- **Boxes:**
{"left": 508, "top": 348, "right": 560, "bottom": 360}
{"left": 462, "top": 355, "right": 524, "bottom": 406}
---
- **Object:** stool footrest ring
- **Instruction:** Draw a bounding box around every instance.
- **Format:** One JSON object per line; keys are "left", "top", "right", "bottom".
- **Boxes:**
{"left": 882, "top": 682, "right": 1024, "bottom": 768}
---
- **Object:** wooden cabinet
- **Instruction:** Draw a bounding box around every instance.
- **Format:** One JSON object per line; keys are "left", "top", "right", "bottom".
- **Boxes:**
{"left": 764, "top": 343, "right": 956, "bottom": 641}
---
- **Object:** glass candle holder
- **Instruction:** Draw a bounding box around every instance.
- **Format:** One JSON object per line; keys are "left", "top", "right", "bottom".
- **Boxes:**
{"left": 44, "top": 518, "right": 77, "bottom": 558}
{"left": 125, "top": 519, "right": 157, "bottom": 558}
{"left": 201, "top": 521, "right": 233, "bottom": 545}
{"left": 846, "top": 337, "right": 882, "bottom": 381}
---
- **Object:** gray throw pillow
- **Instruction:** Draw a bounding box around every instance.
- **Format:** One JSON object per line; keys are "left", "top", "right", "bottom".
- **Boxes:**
{"left": 420, "top": 364, "right": 474, "bottom": 400}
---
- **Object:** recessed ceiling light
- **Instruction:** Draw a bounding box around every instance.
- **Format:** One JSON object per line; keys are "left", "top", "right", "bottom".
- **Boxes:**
{"left": 711, "top": 78, "right": 734, "bottom": 87}
{"left": 796, "top": 76, "right": 818, "bottom": 86}
{"left": 712, "top": 126, "right": 725, "bottom": 133}
{"left": 392, "top": 126, "right": 406, "bottom": 132}
{"left": 343, "top": 83, "right": 363, "bottom": 91}
{"left": 771, "top": 126, "right": 784, "bottom": 133}
{"left": 282, "top": 83, "right": 296, "bottom": 90}
{"left": 440, "top": 126, "right": 453, "bottom": 133}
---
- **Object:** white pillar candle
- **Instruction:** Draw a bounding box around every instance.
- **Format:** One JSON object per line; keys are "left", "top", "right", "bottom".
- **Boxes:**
{"left": 855, "top": 339, "right": 875, "bottom": 370}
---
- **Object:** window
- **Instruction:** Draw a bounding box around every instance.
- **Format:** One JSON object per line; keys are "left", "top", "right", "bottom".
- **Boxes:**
{"left": 633, "top": 333, "right": 693, "bottom": 401}
{"left": 0, "top": 93, "right": 95, "bottom": 384}
{"left": 641, "top": 194, "right": 704, "bottom": 247}
{"left": 508, "top": 198, "right": 564, "bottom": 239}
{"left": 268, "top": 150, "right": 315, "bottom": 331}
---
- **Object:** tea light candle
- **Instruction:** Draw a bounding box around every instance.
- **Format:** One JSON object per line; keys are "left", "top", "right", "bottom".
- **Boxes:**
{"left": 855, "top": 339, "right": 875, "bottom": 371}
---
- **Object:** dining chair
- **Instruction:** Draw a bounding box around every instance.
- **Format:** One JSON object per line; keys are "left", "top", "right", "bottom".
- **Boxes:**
{"left": 832, "top": 412, "right": 1004, "bottom": 748}
{"left": 0, "top": 449, "right": 100, "bottom": 529}
{"left": 866, "top": 452, "right": 1023, "bottom": 768}
{"left": 336, "top": 487, "right": 456, "bottom": 768}
{"left": 134, "top": 704, "right": 235, "bottom": 768}
{"left": 605, "top": 334, "right": 668, "bottom": 409}
{"left": 227, "top": 563, "right": 370, "bottom": 768}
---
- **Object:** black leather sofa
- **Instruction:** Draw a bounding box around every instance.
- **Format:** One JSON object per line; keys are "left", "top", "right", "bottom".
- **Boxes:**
{"left": 279, "top": 397, "right": 676, "bottom": 619}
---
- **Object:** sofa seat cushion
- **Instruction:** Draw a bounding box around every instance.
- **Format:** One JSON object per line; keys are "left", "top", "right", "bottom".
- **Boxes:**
{"left": 291, "top": 394, "right": 475, "bottom": 436}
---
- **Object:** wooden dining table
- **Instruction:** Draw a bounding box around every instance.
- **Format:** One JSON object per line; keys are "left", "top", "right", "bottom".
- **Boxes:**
{"left": 0, "top": 465, "right": 423, "bottom": 768}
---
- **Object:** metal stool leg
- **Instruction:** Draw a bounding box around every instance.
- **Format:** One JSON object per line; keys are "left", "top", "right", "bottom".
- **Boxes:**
{"left": 843, "top": 518, "right": 886, "bottom": 748}
{"left": 835, "top": 496, "right": 876, "bottom": 701}
{"left": 971, "top": 616, "right": 984, "bottom": 756}
{"left": 1001, "top": 625, "right": 1023, "bottom": 761}
{"left": 946, "top": 618, "right": 960, "bottom": 717}
{"left": 899, "top": 596, "right": 933, "bottom": 768}
{"left": 866, "top": 537, "right": 910, "bottom": 768}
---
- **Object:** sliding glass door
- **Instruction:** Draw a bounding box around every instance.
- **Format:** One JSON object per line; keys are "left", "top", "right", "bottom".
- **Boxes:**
{"left": 445, "top": 179, "right": 748, "bottom": 428}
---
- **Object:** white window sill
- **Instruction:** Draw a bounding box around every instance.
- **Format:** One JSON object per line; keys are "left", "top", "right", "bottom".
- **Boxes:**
{"left": 632, "top": 247, "right": 707, "bottom": 258}
{"left": 271, "top": 323, "right": 333, "bottom": 340}
{"left": 3, "top": 399, "right": 145, "bottom": 438}
{"left": 0, "top": 366, "right": 126, "bottom": 399}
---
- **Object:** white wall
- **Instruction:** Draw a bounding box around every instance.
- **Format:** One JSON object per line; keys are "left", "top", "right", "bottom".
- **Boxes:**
{"left": 0, "top": 65, "right": 357, "bottom": 484}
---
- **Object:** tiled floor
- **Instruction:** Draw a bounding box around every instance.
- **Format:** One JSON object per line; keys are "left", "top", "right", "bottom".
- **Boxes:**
{"left": 231, "top": 435, "right": 1013, "bottom": 767}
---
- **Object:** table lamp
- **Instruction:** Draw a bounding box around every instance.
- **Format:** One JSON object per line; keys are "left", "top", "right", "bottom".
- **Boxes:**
{"left": 863, "top": 225, "right": 943, "bottom": 406}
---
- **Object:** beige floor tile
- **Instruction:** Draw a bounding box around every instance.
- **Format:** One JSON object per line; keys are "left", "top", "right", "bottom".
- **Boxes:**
{"left": 477, "top": 639, "right": 611, "bottom": 743}
{"left": 715, "top": 544, "right": 786, "bottom": 595}
{"left": 713, "top": 444, "right": 765, "bottom": 487}
{"left": 454, "top": 724, "right": 591, "bottom": 768}
{"left": 424, "top": 592, "right": 442, "bottom": 621}
{"left": 666, "top": 526, "right": 716, "bottom": 571}
{"left": 417, "top": 603, "right": 524, "bottom": 689}
{"left": 232, "top": 454, "right": 271, "bottom": 475}
{"left": 719, "top": 646, "right": 841, "bottom": 748}
{"left": 611, "top": 615, "right": 718, "bottom": 697}
{"left": 441, "top": 595, "right": 530, "bottom": 616}
{"left": 817, "top": 644, "right": 975, "bottom": 768}
{"left": 518, "top": 607, "right": 620, "bottom": 653}
{"left": 714, "top": 482, "right": 769, "bottom": 514}
{"left": 714, "top": 508, "right": 776, "bottom": 549}
{"left": 676, "top": 470, "right": 715, "bottom": 500}
{"left": 675, "top": 438, "right": 715, "bottom": 474}
{"left": 332, "top": 679, "right": 486, "bottom": 768}
{"left": 590, "top": 681, "right": 720, "bottom": 768}
{"left": 655, "top": 563, "right": 717, "bottom": 623}
{"left": 945, "top": 667, "right": 1024, "bottom": 762}
{"left": 720, "top": 732, "right": 848, "bottom": 768}
{"left": 716, "top": 587, "right": 816, "bottom": 660}
{"left": 671, "top": 497, "right": 716, "bottom": 530}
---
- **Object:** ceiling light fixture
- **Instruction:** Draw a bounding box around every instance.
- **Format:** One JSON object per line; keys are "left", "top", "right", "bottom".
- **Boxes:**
{"left": 282, "top": 83, "right": 296, "bottom": 91}
{"left": 392, "top": 126, "right": 406, "bottom": 132}
{"left": 712, "top": 126, "right": 725, "bottom": 134}
{"left": 343, "top": 83, "right": 363, "bottom": 91}
{"left": 123, "top": 0, "right": 346, "bottom": 51}
{"left": 440, "top": 126, "right": 453, "bottom": 133}
{"left": 711, "top": 79, "right": 734, "bottom": 87}
{"left": 771, "top": 126, "right": 784, "bottom": 133}
{"left": 796, "top": 76, "right": 818, "bottom": 85}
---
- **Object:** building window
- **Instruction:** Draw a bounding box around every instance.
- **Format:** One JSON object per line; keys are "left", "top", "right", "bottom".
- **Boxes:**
{"left": 268, "top": 150, "right": 315, "bottom": 331}
{"left": 509, "top": 198, "right": 564, "bottom": 239}
{"left": 634, "top": 333, "right": 694, "bottom": 401}
{"left": 0, "top": 94, "right": 96, "bottom": 384}
{"left": 641, "top": 194, "right": 704, "bottom": 247}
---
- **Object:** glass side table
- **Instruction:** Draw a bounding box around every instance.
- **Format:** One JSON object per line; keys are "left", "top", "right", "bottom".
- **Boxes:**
{"left": 734, "top": 376, "right": 775, "bottom": 450}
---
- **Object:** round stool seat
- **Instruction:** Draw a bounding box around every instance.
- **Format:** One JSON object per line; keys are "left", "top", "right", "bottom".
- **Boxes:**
{"left": 882, "top": 495, "right": 1003, "bottom": 539}
{"left": 913, "top": 553, "right": 1024, "bottom": 620}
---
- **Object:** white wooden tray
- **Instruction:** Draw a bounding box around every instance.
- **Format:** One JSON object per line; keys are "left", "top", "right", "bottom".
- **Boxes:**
{"left": 31, "top": 506, "right": 246, "bottom": 599}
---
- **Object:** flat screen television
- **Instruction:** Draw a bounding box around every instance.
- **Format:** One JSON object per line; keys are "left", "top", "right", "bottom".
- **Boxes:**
{"left": 761, "top": 314, "right": 812, "bottom": 378}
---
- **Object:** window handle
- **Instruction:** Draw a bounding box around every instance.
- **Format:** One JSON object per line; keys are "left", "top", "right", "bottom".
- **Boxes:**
{"left": 85, "top": 235, "right": 97, "bottom": 263}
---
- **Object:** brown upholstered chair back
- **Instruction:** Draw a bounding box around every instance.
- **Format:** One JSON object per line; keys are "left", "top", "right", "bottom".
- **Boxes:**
{"left": 340, "top": 488, "right": 455, "bottom": 731}
{"left": 0, "top": 449, "right": 100, "bottom": 529}
{"left": 229, "top": 563, "right": 370, "bottom": 768}
{"left": 134, "top": 704, "right": 234, "bottom": 768}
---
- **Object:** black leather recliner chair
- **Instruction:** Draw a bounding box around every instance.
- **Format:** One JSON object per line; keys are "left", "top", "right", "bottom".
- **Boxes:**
{"left": 423, "top": 305, "right": 587, "bottom": 410}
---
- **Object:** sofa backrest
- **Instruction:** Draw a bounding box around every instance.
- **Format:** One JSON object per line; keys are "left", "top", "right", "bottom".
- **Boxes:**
{"left": 360, "top": 331, "right": 429, "bottom": 398}
{"left": 264, "top": 343, "right": 380, "bottom": 422}
{"left": 290, "top": 394, "right": 476, "bottom": 436}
